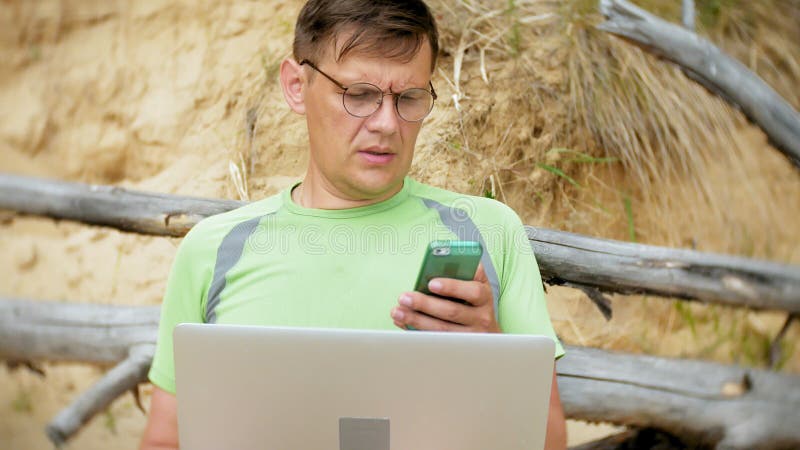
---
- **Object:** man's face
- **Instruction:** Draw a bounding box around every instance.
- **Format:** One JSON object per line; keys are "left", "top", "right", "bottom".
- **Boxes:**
{"left": 301, "top": 40, "right": 434, "bottom": 203}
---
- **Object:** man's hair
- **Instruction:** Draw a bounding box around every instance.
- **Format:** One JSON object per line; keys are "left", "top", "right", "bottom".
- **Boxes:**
{"left": 293, "top": 0, "right": 439, "bottom": 71}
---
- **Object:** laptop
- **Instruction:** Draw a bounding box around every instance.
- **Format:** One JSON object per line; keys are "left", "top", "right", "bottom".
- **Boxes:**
{"left": 174, "top": 324, "right": 555, "bottom": 450}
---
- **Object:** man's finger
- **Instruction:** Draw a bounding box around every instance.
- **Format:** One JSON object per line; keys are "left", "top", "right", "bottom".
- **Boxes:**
{"left": 392, "top": 304, "right": 469, "bottom": 332}
{"left": 473, "top": 262, "right": 487, "bottom": 283}
{"left": 400, "top": 292, "right": 472, "bottom": 325}
{"left": 427, "top": 277, "right": 490, "bottom": 307}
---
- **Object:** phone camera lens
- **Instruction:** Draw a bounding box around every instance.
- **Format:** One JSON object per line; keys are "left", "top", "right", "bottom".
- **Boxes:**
{"left": 432, "top": 247, "right": 450, "bottom": 256}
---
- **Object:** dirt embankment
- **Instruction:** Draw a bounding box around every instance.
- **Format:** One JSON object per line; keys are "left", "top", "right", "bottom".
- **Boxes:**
{"left": 1, "top": 1, "right": 798, "bottom": 449}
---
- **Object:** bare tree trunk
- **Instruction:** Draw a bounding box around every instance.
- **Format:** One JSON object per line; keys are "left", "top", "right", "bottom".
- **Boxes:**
{"left": 559, "top": 346, "right": 800, "bottom": 449}
{"left": 0, "top": 299, "right": 159, "bottom": 447}
{"left": 0, "top": 297, "right": 159, "bottom": 363}
{"left": 0, "top": 172, "right": 244, "bottom": 237}
{"left": 2, "top": 298, "right": 800, "bottom": 449}
{"left": 528, "top": 227, "right": 800, "bottom": 313}
{"left": 598, "top": 0, "right": 800, "bottom": 169}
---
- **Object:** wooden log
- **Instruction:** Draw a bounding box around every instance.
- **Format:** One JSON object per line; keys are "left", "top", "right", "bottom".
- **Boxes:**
{"left": 45, "top": 344, "right": 154, "bottom": 448}
{"left": 559, "top": 346, "right": 800, "bottom": 449}
{"left": 3, "top": 173, "right": 799, "bottom": 313}
{"left": 569, "top": 428, "right": 687, "bottom": 450}
{"left": 528, "top": 227, "right": 800, "bottom": 313}
{"left": 598, "top": 0, "right": 800, "bottom": 168}
{"left": 0, "top": 299, "right": 159, "bottom": 447}
{"left": 681, "top": 0, "right": 695, "bottom": 30}
{"left": 2, "top": 299, "right": 800, "bottom": 449}
{"left": 0, "top": 172, "right": 244, "bottom": 237}
{"left": 0, "top": 298, "right": 160, "bottom": 363}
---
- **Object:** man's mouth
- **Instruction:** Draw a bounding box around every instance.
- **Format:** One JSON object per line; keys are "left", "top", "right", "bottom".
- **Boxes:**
{"left": 358, "top": 148, "right": 395, "bottom": 164}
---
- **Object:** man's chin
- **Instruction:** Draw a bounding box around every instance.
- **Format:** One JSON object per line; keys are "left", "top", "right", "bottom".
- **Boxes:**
{"left": 347, "top": 174, "right": 405, "bottom": 202}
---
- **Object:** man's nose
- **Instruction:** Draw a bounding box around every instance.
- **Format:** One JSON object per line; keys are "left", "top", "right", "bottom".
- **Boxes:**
{"left": 365, "top": 94, "right": 401, "bottom": 135}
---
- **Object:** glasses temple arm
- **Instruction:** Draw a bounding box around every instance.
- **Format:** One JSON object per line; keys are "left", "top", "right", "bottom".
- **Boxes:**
{"left": 299, "top": 59, "right": 348, "bottom": 91}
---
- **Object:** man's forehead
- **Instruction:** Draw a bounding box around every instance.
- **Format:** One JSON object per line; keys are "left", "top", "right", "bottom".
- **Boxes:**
{"left": 323, "top": 47, "right": 433, "bottom": 89}
{"left": 318, "top": 28, "right": 433, "bottom": 70}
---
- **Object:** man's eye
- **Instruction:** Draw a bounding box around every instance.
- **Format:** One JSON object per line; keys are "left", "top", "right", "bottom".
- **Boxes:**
{"left": 402, "top": 93, "right": 424, "bottom": 101}
{"left": 346, "top": 91, "right": 371, "bottom": 99}
{"left": 345, "top": 86, "right": 376, "bottom": 98}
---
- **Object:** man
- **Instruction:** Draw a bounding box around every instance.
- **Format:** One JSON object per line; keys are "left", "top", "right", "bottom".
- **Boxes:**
{"left": 140, "top": 1, "right": 566, "bottom": 449}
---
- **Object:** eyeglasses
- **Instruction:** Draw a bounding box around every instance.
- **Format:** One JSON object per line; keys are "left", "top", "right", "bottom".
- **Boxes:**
{"left": 300, "top": 59, "right": 437, "bottom": 122}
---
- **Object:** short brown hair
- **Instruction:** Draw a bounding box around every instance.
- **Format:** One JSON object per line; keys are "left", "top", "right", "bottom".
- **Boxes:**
{"left": 293, "top": 0, "right": 439, "bottom": 71}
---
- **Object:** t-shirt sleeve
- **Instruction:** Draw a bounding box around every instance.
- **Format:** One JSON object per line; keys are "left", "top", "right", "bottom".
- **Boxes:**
{"left": 495, "top": 210, "right": 565, "bottom": 359}
{"left": 148, "top": 227, "right": 211, "bottom": 394}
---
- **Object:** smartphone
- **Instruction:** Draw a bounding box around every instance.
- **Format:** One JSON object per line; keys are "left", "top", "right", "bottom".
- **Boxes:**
{"left": 413, "top": 240, "right": 483, "bottom": 304}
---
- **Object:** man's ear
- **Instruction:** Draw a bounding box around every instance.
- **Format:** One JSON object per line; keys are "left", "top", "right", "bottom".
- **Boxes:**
{"left": 280, "top": 58, "right": 306, "bottom": 115}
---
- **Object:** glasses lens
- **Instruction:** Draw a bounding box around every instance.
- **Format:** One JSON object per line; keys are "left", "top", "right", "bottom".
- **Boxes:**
{"left": 343, "top": 83, "right": 382, "bottom": 117}
{"left": 397, "top": 88, "right": 434, "bottom": 122}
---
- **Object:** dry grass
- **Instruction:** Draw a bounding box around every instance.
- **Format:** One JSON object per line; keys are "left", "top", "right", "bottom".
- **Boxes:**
{"left": 414, "top": 0, "right": 800, "bottom": 371}
{"left": 222, "top": 0, "right": 800, "bottom": 370}
{"left": 419, "top": 0, "right": 799, "bottom": 246}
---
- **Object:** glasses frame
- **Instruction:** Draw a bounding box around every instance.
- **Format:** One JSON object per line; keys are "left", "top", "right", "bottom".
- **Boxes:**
{"left": 300, "top": 59, "right": 437, "bottom": 123}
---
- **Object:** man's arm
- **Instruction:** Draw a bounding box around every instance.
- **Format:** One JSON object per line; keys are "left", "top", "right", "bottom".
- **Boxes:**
{"left": 545, "top": 368, "right": 567, "bottom": 450}
{"left": 139, "top": 386, "right": 179, "bottom": 450}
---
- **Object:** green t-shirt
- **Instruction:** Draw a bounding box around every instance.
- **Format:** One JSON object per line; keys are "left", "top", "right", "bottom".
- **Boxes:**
{"left": 149, "top": 178, "right": 564, "bottom": 393}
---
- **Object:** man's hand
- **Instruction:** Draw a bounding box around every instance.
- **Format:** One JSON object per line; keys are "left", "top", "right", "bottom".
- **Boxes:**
{"left": 391, "top": 264, "right": 500, "bottom": 333}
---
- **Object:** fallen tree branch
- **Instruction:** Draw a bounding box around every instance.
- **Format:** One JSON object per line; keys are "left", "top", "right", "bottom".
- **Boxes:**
{"left": 0, "top": 173, "right": 244, "bottom": 237}
{"left": 559, "top": 346, "right": 800, "bottom": 449}
{"left": 2, "top": 298, "right": 799, "bottom": 449}
{"left": 770, "top": 313, "right": 797, "bottom": 369}
{"left": 598, "top": 0, "right": 800, "bottom": 169}
{"left": 681, "top": 0, "right": 694, "bottom": 30}
{"left": 569, "top": 428, "right": 686, "bottom": 450}
{"left": 562, "top": 281, "right": 613, "bottom": 320}
{"left": 528, "top": 227, "right": 800, "bottom": 313}
{"left": 3, "top": 173, "right": 799, "bottom": 313}
{"left": 45, "top": 344, "right": 155, "bottom": 448}
{"left": 0, "top": 297, "right": 159, "bottom": 363}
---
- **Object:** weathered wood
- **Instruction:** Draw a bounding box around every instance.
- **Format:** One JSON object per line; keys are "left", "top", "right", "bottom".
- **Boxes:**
{"left": 0, "top": 172, "right": 244, "bottom": 237}
{"left": 770, "top": 313, "right": 797, "bottom": 369}
{"left": 45, "top": 344, "right": 154, "bottom": 448}
{"left": 0, "top": 298, "right": 160, "bottom": 363}
{"left": 2, "top": 299, "right": 800, "bottom": 449}
{"left": 559, "top": 346, "right": 800, "bottom": 449}
{"left": 3, "top": 173, "right": 799, "bottom": 313}
{"left": 681, "top": 0, "right": 695, "bottom": 30}
{"left": 569, "top": 428, "right": 687, "bottom": 450}
{"left": 528, "top": 227, "right": 800, "bottom": 313}
{"left": 0, "top": 299, "right": 159, "bottom": 447}
{"left": 598, "top": 0, "right": 800, "bottom": 168}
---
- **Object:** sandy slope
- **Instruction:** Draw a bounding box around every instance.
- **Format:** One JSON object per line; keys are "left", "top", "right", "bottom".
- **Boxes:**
{"left": 1, "top": 1, "right": 797, "bottom": 448}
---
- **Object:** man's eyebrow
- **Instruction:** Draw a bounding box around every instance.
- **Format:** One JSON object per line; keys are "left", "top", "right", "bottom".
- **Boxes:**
{"left": 344, "top": 75, "right": 422, "bottom": 91}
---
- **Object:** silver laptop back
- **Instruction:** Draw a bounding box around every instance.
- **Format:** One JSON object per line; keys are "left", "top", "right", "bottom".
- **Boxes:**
{"left": 174, "top": 324, "right": 555, "bottom": 450}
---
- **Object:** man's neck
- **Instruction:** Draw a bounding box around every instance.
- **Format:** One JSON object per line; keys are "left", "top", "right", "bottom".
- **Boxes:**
{"left": 292, "top": 177, "right": 404, "bottom": 210}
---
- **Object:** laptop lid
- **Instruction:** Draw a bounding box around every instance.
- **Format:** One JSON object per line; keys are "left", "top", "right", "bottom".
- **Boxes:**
{"left": 174, "top": 324, "right": 555, "bottom": 450}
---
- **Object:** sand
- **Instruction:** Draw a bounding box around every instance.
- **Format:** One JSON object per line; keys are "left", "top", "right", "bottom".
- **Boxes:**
{"left": 1, "top": 1, "right": 798, "bottom": 448}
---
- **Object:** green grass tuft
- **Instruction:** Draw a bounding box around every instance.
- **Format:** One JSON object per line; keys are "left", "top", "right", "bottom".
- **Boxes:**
{"left": 104, "top": 410, "right": 118, "bottom": 435}
{"left": 675, "top": 301, "right": 698, "bottom": 338}
{"left": 12, "top": 389, "right": 32, "bottom": 413}
{"left": 623, "top": 194, "right": 636, "bottom": 242}
{"left": 548, "top": 148, "right": 620, "bottom": 164}
{"left": 537, "top": 163, "right": 581, "bottom": 188}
